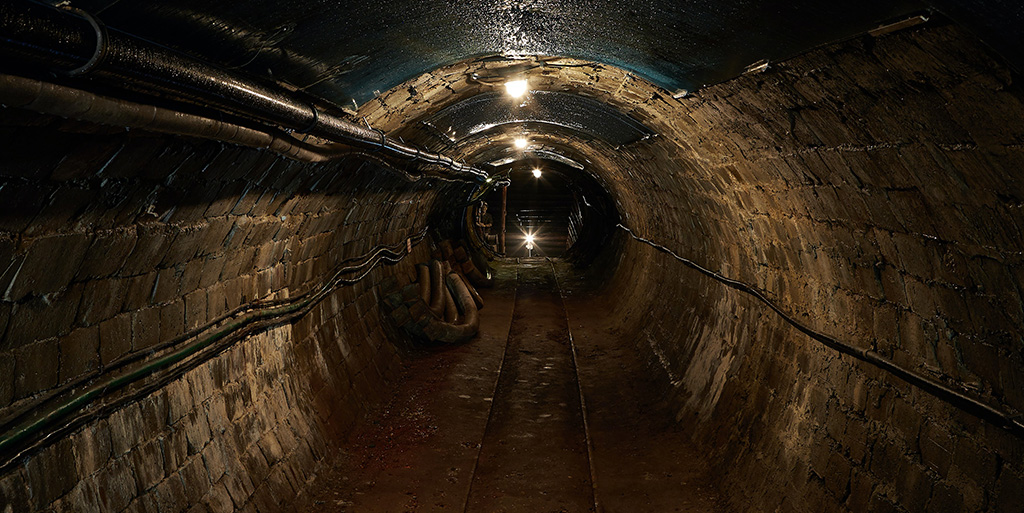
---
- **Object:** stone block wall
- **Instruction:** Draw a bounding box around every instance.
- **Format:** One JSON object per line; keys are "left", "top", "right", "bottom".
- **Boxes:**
{"left": 3, "top": 14, "right": 1023, "bottom": 513}
{"left": 0, "top": 116, "right": 458, "bottom": 511}
{"left": 364, "top": 19, "right": 1024, "bottom": 513}
{"left": 598, "top": 21, "right": 1024, "bottom": 513}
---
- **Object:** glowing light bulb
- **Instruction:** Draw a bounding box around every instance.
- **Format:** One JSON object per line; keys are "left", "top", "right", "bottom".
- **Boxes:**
{"left": 532, "top": 168, "right": 542, "bottom": 178}
{"left": 505, "top": 79, "right": 528, "bottom": 98}
{"left": 514, "top": 138, "right": 528, "bottom": 149}
{"left": 525, "top": 233, "right": 535, "bottom": 246}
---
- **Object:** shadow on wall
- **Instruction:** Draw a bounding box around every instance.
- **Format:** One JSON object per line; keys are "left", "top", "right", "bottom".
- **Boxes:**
{"left": 1, "top": 13, "right": 1024, "bottom": 513}
{"left": 0, "top": 120, "right": 468, "bottom": 511}
{"left": 589, "top": 21, "right": 1024, "bottom": 513}
{"left": 356, "top": 17, "right": 1024, "bottom": 513}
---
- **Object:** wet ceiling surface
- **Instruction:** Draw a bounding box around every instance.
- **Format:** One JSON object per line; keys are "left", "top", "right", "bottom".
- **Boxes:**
{"left": 63, "top": 0, "right": 945, "bottom": 108}
{"left": 423, "top": 91, "right": 654, "bottom": 146}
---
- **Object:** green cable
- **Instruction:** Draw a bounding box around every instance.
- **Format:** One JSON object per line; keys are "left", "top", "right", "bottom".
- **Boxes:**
{"left": 0, "top": 233, "right": 423, "bottom": 460}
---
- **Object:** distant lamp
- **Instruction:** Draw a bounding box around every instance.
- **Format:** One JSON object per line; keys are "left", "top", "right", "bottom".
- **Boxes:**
{"left": 505, "top": 79, "right": 528, "bottom": 98}
{"left": 514, "top": 137, "right": 528, "bottom": 149}
{"left": 532, "top": 168, "right": 542, "bottom": 178}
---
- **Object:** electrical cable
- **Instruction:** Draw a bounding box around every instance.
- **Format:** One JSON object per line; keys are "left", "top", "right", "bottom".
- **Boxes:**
{"left": 0, "top": 2, "right": 489, "bottom": 184}
{"left": 0, "top": 227, "right": 430, "bottom": 469}
{"left": 0, "top": 73, "right": 461, "bottom": 186}
{"left": 61, "top": 7, "right": 106, "bottom": 76}
{"left": 617, "top": 223, "right": 1024, "bottom": 439}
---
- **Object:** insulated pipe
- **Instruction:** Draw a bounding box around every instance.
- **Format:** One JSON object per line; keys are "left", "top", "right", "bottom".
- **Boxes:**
{"left": 0, "top": 74, "right": 373, "bottom": 165}
{"left": 0, "top": 1, "right": 488, "bottom": 183}
{"left": 444, "top": 273, "right": 479, "bottom": 336}
{"left": 462, "top": 259, "right": 494, "bottom": 288}
{"left": 422, "top": 273, "right": 480, "bottom": 345}
{"left": 470, "top": 250, "right": 493, "bottom": 286}
{"left": 416, "top": 263, "right": 431, "bottom": 304}
{"left": 428, "top": 259, "right": 445, "bottom": 318}
{"left": 463, "top": 274, "right": 485, "bottom": 310}
{"left": 441, "top": 261, "right": 459, "bottom": 323}
{"left": 443, "top": 280, "right": 459, "bottom": 323}
{"left": 408, "top": 271, "right": 479, "bottom": 345}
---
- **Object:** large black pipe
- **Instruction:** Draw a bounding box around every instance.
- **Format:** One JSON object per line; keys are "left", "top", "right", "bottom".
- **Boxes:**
{"left": 0, "top": 1, "right": 488, "bottom": 183}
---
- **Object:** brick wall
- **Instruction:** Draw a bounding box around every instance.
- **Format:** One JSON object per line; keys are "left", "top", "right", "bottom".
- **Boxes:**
{"left": 597, "top": 22, "right": 1024, "bottom": 513}
{"left": 365, "top": 19, "right": 1024, "bottom": 512}
{"left": 0, "top": 118, "right": 461, "bottom": 511}
{"left": 3, "top": 16, "right": 1023, "bottom": 513}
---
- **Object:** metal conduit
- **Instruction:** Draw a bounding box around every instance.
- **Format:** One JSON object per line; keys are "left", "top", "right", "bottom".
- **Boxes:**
{"left": 0, "top": 74, "right": 349, "bottom": 163}
{"left": 0, "top": 73, "right": 482, "bottom": 186}
{"left": 617, "top": 224, "right": 1024, "bottom": 439}
{"left": 0, "top": 1, "right": 488, "bottom": 183}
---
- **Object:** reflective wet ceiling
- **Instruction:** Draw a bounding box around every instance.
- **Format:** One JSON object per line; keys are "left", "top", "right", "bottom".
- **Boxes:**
{"left": 423, "top": 91, "right": 654, "bottom": 146}
{"left": 66, "top": 0, "right": 937, "bottom": 108}
{"left": 56, "top": 0, "right": 1023, "bottom": 113}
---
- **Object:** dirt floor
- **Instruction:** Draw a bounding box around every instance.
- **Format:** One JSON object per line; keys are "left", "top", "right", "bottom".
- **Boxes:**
{"left": 294, "top": 259, "right": 728, "bottom": 513}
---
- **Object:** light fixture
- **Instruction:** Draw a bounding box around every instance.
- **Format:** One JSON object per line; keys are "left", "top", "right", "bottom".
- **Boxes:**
{"left": 532, "top": 168, "right": 542, "bottom": 178}
{"left": 514, "top": 137, "right": 528, "bottom": 149}
{"left": 505, "top": 79, "right": 528, "bottom": 98}
{"left": 525, "top": 232, "right": 535, "bottom": 251}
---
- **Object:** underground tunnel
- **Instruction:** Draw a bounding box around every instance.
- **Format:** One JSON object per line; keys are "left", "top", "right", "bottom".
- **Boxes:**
{"left": 2, "top": 0, "right": 1024, "bottom": 511}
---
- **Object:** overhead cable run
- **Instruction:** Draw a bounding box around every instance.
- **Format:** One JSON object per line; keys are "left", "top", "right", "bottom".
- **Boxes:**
{"left": 0, "top": 1, "right": 489, "bottom": 184}
{"left": 617, "top": 224, "right": 1024, "bottom": 440}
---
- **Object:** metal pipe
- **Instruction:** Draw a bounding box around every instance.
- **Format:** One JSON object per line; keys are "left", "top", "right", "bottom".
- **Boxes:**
{"left": 416, "top": 263, "right": 431, "bottom": 304}
{"left": 0, "top": 1, "right": 487, "bottom": 183}
{"left": 0, "top": 74, "right": 472, "bottom": 184}
{"left": 464, "top": 274, "right": 485, "bottom": 310}
{"left": 442, "top": 273, "right": 479, "bottom": 338}
{"left": 1, "top": 74, "right": 351, "bottom": 164}
{"left": 443, "top": 279, "right": 459, "bottom": 323}
{"left": 441, "top": 261, "right": 458, "bottom": 322}
{"left": 428, "top": 259, "right": 446, "bottom": 317}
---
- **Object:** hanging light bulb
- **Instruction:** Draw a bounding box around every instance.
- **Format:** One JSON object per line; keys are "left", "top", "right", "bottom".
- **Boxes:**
{"left": 532, "top": 168, "right": 542, "bottom": 178}
{"left": 514, "top": 137, "right": 528, "bottom": 149}
{"left": 505, "top": 79, "right": 528, "bottom": 98}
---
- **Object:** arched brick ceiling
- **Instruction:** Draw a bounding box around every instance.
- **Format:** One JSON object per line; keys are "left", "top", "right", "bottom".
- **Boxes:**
{"left": 65, "top": 0, "right": 937, "bottom": 107}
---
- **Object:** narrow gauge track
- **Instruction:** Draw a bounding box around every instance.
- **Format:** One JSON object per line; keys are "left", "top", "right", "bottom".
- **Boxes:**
{"left": 462, "top": 259, "right": 597, "bottom": 513}
{"left": 297, "top": 260, "right": 725, "bottom": 513}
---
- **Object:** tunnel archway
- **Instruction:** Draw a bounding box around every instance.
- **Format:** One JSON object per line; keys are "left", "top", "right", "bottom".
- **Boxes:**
{"left": 2, "top": 2, "right": 1024, "bottom": 513}
{"left": 475, "top": 160, "right": 618, "bottom": 260}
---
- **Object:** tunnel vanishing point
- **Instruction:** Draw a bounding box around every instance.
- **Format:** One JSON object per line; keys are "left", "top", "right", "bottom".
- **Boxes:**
{"left": 3, "top": 0, "right": 1024, "bottom": 512}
